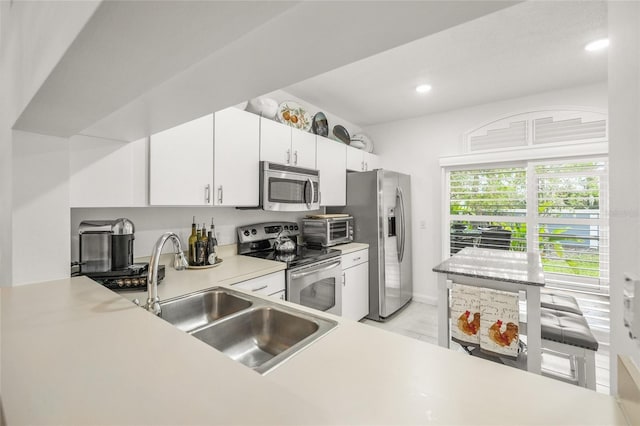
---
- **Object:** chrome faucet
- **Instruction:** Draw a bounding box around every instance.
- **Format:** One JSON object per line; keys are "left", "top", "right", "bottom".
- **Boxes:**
{"left": 142, "top": 232, "right": 189, "bottom": 315}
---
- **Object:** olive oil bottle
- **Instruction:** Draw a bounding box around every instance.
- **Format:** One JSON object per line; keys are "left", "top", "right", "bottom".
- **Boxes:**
{"left": 188, "top": 216, "right": 198, "bottom": 266}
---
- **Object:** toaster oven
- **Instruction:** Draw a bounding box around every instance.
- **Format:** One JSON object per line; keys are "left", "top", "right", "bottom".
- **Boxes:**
{"left": 302, "top": 217, "right": 354, "bottom": 247}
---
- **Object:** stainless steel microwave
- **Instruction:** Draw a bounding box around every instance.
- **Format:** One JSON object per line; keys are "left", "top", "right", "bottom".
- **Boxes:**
{"left": 260, "top": 162, "right": 320, "bottom": 212}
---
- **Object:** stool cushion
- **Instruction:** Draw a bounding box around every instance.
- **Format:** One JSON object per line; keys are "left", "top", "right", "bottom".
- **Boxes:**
{"left": 540, "top": 291, "right": 583, "bottom": 315}
{"left": 541, "top": 308, "right": 599, "bottom": 351}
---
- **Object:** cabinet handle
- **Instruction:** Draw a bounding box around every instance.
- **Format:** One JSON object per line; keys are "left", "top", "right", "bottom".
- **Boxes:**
{"left": 353, "top": 257, "right": 361, "bottom": 262}
{"left": 286, "top": 149, "right": 291, "bottom": 164}
{"left": 205, "top": 184, "right": 211, "bottom": 204}
{"left": 251, "top": 285, "right": 268, "bottom": 292}
{"left": 294, "top": 150, "right": 298, "bottom": 165}
{"left": 365, "top": 162, "right": 368, "bottom": 171}
{"left": 217, "top": 186, "right": 223, "bottom": 204}
{"left": 342, "top": 272, "right": 346, "bottom": 286}
{"left": 361, "top": 160, "right": 365, "bottom": 171}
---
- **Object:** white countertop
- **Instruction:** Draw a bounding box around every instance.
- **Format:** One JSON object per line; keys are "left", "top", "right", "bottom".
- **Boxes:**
{"left": 333, "top": 242, "right": 369, "bottom": 254}
{"left": 125, "top": 247, "right": 286, "bottom": 301}
{"left": 1, "top": 251, "right": 626, "bottom": 425}
{"left": 433, "top": 247, "right": 546, "bottom": 286}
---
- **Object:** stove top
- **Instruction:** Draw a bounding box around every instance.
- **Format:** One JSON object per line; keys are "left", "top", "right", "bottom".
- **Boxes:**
{"left": 237, "top": 221, "right": 341, "bottom": 269}
{"left": 244, "top": 245, "right": 340, "bottom": 269}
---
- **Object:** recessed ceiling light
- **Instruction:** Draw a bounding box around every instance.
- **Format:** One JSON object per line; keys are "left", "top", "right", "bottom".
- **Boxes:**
{"left": 416, "top": 84, "right": 432, "bottom": 94}
{"left": 585, "top": 38, "right": 609, "bottom": 52}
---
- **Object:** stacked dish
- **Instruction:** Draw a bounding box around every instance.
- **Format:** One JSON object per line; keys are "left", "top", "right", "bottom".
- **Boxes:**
{"left": 350, "top": 133, "right": 374, "bottom": 153}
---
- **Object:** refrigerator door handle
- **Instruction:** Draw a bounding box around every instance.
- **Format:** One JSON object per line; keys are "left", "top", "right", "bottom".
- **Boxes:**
{"left": 397, "top": 187, "right": 406, "bottom": 263}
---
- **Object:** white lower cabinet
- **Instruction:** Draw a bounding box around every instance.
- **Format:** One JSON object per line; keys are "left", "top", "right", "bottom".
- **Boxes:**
{"left": 232, "top": 271, "right": 285, "bottom": 299}
{"left": 341, "top": 249, "right": 369, "bottom": 321}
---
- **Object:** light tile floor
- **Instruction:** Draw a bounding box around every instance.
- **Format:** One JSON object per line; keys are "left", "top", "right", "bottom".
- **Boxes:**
{"left": 361, "top": 300, "right": 610, "bottom": 395}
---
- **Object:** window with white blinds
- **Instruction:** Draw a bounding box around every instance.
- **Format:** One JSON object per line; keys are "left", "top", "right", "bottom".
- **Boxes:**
{"left": 533, "top": 160, "right": 609, "bottom": 293}
{"left": 449, "top": 166, "right": 527, "bottom": 253}
{"left": 446, "top": 158, "right": 609, "bottom": 295}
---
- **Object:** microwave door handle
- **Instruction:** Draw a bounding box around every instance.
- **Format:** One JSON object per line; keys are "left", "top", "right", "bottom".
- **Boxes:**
{"left": 306, "top": 177, "right": 315, "bottom": 209}
{"left": 290, "top": 260, "right": 341, "bottom": 280}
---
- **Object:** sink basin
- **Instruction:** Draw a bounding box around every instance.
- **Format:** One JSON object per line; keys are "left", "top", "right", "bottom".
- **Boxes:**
{"left": 192, "top": 307, "right": 323, "bottom": 373}
{"left": 159, "top": 289, "right": 252, "bottom": 332}
{"left": 157, "top": 286, "right": 337, "bottom": 374}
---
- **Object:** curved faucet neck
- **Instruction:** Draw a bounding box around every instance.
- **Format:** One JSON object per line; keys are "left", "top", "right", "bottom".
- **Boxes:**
{"left": 145, "top": 232, "right": 187, "bottom": 315}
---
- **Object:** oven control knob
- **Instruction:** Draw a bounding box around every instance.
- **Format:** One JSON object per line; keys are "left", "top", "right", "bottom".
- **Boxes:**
{"left": 284, "top": 225, "right": 289, "bottom": 230}
{"left": 294, "top": 225, "right": 299, "bottom": 230}
{"left": 251, "top": 229, "right": 257, "bottom": 235}
{"left": 243, "top": 230, "right": 250, "bottom": 237}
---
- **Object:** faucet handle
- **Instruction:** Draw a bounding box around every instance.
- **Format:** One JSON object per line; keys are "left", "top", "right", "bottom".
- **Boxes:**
{"left": 174, "top": 252, "right": 189, "bottom": 270}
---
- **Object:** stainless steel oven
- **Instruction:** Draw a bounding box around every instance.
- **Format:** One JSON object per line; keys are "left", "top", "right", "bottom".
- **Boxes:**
{"left": 260, "top": 161, "right": 320, "bottom": 211}
{"left": 238, "top": 222, "right": 342, "bottom": 316}
{"left": 286, "top": 257, "right": 342, "bottom": 315}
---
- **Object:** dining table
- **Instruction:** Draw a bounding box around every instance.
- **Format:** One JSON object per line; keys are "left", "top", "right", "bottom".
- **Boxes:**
{"left": 432, "top": 247, "right": 546, "bottom": 374}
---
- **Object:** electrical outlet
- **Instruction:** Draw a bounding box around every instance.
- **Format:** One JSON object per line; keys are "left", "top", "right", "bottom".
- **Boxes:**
{"left": 420, "top": 220, "right": 426, "bottom": 230}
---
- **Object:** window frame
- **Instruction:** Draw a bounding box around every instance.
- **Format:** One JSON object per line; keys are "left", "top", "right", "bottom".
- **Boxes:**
{"left": 443, "top": 155, "right": 609, "bottom": 295}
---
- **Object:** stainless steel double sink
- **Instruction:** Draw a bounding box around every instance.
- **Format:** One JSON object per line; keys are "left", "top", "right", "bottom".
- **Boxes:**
{"left": 158, "top": 287, "right": 337, "bottom": 374}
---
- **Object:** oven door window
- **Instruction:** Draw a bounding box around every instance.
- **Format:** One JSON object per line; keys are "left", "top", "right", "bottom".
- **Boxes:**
{"left": 269, "top": 178, "right": 318, "bottom": 203}
{"left": 329, "top": 222, "right": 348, "bottom": 240}
{"left": 299, "top": 277, "right": 336, "bottom": 311}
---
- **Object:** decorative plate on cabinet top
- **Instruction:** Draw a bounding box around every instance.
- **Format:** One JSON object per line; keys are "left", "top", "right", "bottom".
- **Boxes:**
{"left": 332, "top": 125, "right": 350, "bottom": 145}
{"left": 276, "top": 101, "right": 312, "bottom": 131}
{"left": 312, "top": 112, "right": 329, "bottom": 136}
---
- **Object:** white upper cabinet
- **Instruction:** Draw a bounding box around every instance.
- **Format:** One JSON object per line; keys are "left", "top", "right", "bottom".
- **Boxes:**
{"left": 149, "top": 108, "right": 259, "bottom": 207}
{"left": 364, "top": 151, "right": 380, "bottom": 171}
{"left": 260, "top": 117, "right": 291, "bottom": 165}
{"left": 70, "top": 135, "right": 148, "bottom": 207}
{"left": 260, "top": 117, "right": 316, "bottom": 168}
{"left": 346, "top": 145, "right": 379, "bottom": 172}
{"left": 316, "top": 136, "right": 346, "bottom": 206}
{"left": 150, "top": 114, "right": 214, "bottom": 206}
{"left": 291, "top": 128, "right": 317, "bottom": 169}
{"left": 213, "top": 108, "right": 260, "bottom": 206}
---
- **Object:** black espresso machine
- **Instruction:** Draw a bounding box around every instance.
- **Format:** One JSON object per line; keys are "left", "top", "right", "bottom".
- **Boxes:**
{"left": 77, "top": 218, "right": 164, "bottom": 291}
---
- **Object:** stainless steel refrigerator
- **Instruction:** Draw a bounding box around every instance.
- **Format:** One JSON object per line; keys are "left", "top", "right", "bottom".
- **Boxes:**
{"left": 329, "top": 169, "right": 412, "bottom": 321}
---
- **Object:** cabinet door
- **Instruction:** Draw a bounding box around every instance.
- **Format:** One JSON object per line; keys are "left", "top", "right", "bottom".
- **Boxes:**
{"left": 70, "top": 135, "right": 148, "bottom": 207}
{"left": 364, "top": 152, "right": 380, "bottom": 171}
{"left": 213, "top": 108, "right": 260, "bottom": 206}
{"left": 346, "top": 145, "right": 364, "bottom": 171}
{"left": 291, "top": 128, "right": 316, "bottom": 169}
{"left": 150, "top": 114, "right": 213, "bottom": 205}
{"left": 260, "top": 117, "right": 292, "bottom": 165}
{"left": 316, "top": 136, "right": 346, "bottom": 206}
{"left": 232, "top": 271, "right": 285, "bottom": 296}
{"left": 343, "top": 262, "right": 369, "bottom": 321}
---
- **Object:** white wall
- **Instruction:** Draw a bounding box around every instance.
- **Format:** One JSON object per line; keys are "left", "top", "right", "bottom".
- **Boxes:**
{"left": 0, "top": 1, "right": 99, "bottom": 287}
{"left": 362, "top": 83, "right": 607, "bottom": 304}
{"left": 70, "top": 208, "right": 314, "bottom": 262}
{"left": 608, "top": 1, "right": 640, "bottom": 394}
{"left": 12, "top": 131, "right": 70, "bottom": 286}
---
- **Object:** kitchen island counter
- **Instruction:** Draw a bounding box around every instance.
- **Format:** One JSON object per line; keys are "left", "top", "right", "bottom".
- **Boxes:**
{"left": 1, "top": 269, "right": 626, "bottom": 425}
